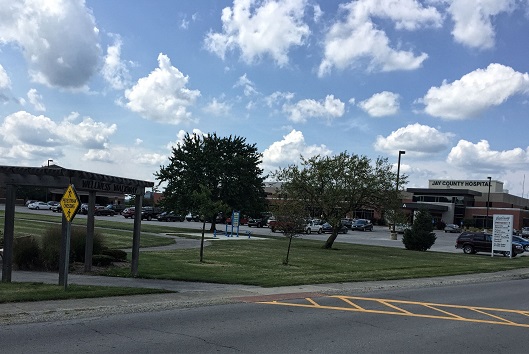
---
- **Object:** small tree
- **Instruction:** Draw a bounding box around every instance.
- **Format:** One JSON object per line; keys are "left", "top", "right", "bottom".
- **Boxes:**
{"left": 402, "top": 208, "right": 436, "bottom": 251}
{"left": 271, "top": 194, "right": 307, "bottom": 266}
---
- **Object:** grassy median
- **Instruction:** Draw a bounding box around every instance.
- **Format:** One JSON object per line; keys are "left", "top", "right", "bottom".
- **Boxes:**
{"left": 103, "top": 238, "right": 529, "bottom": 287}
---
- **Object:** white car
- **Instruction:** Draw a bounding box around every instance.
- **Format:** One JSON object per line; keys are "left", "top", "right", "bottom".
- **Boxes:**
{"left": 305, "top": 220, "right": 323, "bottom": 234}
{"left": 28, "top": 201, "right": 49, "bottom": 210}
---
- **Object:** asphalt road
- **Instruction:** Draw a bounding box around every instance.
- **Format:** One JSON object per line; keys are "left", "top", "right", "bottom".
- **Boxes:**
{"left": 2, "top": 278, "right": 529, "bottom": 353}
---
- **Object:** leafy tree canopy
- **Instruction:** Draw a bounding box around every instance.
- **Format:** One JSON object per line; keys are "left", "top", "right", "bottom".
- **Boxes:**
{"left": 274, "top": 152, "right": 406, "bottom": 249}
{"left": 155, "top": 132, "right": 267, "bottom": 228}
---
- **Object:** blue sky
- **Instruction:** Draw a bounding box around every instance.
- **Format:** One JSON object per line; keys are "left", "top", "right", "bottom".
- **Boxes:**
{"left": 1, "top": 0, "right": 529, "bottom": 196}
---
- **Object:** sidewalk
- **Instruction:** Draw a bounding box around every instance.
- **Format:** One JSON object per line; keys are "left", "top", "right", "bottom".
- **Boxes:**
{"left": 3, "top": 267, "right": 529, "bottom": 325}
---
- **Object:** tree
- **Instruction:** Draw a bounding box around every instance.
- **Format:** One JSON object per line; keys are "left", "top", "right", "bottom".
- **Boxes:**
{"left": 192, "top": 185, "right": 228, "bottom": 262}
{"left": 156, "top": 132, "right": 267, "bottom": 231}
{"left": 270, "top": 193, "right": 307, "bottom": 266}
{"left": 402, "top": 208, "right": 436, "bottom": 251}
{"left": 274, "top": 152, "right": 405, "bottom": 249}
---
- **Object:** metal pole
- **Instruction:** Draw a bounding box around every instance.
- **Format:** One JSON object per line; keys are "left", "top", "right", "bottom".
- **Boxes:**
{"left": 392, "top": 151, "right": 405, "bottom": 234}
{"left": 486, "top": 176, "right": 492, "bottom": 230}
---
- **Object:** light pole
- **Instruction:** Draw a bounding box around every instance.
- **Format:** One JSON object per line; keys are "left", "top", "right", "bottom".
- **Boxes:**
{"left": 486, "top": 176, "right": 491, "bottom": 230}
{"left": 46, "top": 159, "right": 53, "bottom": 202}
{"left": 392, "top": 150, "right": 405, "bottom": 237}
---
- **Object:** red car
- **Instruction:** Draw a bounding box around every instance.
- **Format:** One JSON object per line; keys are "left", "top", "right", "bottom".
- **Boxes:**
{"left": 122, "top": 207, "right": 135, "bottom": 218}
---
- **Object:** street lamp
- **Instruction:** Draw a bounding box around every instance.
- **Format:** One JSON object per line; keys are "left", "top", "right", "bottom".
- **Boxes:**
{"left": 392, "top": 150, "right": 405, "bottom": 236}
{"left": 45, "top": 160, "right": 53, "bottom": 202}
{"left": 486, "top": 176, "right": 492, "bottom": 230}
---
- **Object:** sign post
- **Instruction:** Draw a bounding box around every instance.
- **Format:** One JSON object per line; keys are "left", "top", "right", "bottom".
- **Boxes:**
{"left": 59, "top": 184, "right": 81, "bottom": 290}
{"left": 492, "top": 214, "right": 513, "bottom": 258}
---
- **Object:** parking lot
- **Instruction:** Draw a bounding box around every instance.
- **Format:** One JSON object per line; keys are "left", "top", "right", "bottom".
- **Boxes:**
{"left": 8, "top": 205, "right": 526, "bottom": 255}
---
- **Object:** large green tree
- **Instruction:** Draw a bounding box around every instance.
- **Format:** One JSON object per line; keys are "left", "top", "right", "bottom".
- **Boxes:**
{"left": 155, "top": 132, "right": 266, "bottom": 231}
{"left": 274, "top": 152, "right": 405, "bottom": 249}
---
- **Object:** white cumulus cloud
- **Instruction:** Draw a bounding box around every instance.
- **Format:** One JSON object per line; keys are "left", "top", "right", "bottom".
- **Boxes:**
{"left": 27, "top": 89, "right": 46, "bottom": 112}
{"left": 261, "top": 129, "right": 332, "bottom": 174}
{"left": 421, "top": 63, "right": 529, "bottom": 119}
{"left": 448, "top": 0, "right": 515, "bottom": 49}
{"left": 318, "top": 0, "right": 441, "bottom": 76}
{"left": 102, "top": 34, "right": 131, "bottom": 90}
{"left": 358, "top": 91, "right": 400, "bottom": 117}
{"left": 0, "top": 111, "right": 117, "bottom": 161}
{"left": 0, "top": 0, "right": 101, "bottom": 88}
{"left": 374, "top": 123, "right": 454, "bottom": 156}
{"left": 204, "top": 0, "right": 310, "bottom": 67}
{"left": 124, "top": 53, "right": 201, "bottom": 124}
{"left": 0, "top": 64, "right": 11, "bottom": 89}
{"left": 447, "top": 139, "right": 529, "bottom": 172}
{"left": 282, "top": 95, "right": 345, "bottom": 123}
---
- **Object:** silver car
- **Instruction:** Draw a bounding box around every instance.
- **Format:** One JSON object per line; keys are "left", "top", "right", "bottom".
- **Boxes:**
{"left": 444, "top": 224, "right": 461, "bottom": 233}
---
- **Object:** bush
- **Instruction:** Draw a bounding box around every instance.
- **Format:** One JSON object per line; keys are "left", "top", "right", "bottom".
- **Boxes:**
{"left": 41, "top": 226, "right": 105, "bottom": 270}
{"left": 13, "top": 236, "right": 42, "bottom": 270}
{"left": 402, "top": 208, "right": 436, "bottom": 251}
{"left": 92, "top": 254, "right": 114, "bottom": 267}
{"left": 101, "top": 249, "right": 128, "bottom": 261}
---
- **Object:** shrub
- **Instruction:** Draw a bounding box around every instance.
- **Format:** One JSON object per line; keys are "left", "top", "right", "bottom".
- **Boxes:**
{"left": 101, "top": 249, "right": 128, "bottom": 261}
{"left": 92, "top": 255, "right": 114, "bottom": 267}
{"left": 70, "top": 226, "right": 104, "bottom": 262}
{"left": 402, "top": 208, "right": 436, "bottom": 251}
{"left": 41, "top": 226, "right": 105, "bottom": 270}
{"left": 13, "top": 236, "right": 42, "bottom": 270}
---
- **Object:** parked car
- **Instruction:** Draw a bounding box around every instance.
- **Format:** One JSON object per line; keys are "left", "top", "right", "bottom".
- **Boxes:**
{"left": 47, "top": 201, "right": 59, "bottom": 209}
{"left": 455, "top": 232, "right": 524, "bottom": 257}
{"left": 341, "top": 219, "right": 354, "bottom": 229}
{"left": 122, "top": 207, "right": 135, "bottom": 218}
{"left": 157, "top": 211, "right": 185, "bottom": 222}
{"left": 25, "top": 199, "right": 38, "bottom": 206}
{"left": 94, "top": 205, "right": 116, "bottom": 216}
{"left": 321, "top": 222, "right": 348, "bottom": 234}
{"left": 395, "top": 224, "right": 411, "bottom": 234}
{"left": 351, "top": 219, "right": 373, "bottom": 231}
{"left": 248, "top": 218, "right": 266, "bottom": 228}
{"left": 80, "top": 203, "right": 89, "bottom": 215}
{"left": 106, "top": 204, "right": 126, "bottom": 215}
{"left": 185, "top": 213, "right": 200, "bottom": 222}
{"left": 512, "top": 236, "right": 529, "bottom": 252}
{"left": 305, "top": 220, "right": 323, "bottom": 234}
{"left": 444, "top": 224, "right": 462, "bottom": 233}
{"left": 50, "top": 204, "right": 62, "bottom": 213}
{"left": 141, "top": 206, "right": 161, "bottom": 221}
{"left": 28, "top": 201, "right": 49, "bottom": 210}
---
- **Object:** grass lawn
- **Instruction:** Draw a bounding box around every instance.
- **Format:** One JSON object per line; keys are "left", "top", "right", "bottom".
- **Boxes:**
{"left": 0, "top": 282, "right": 171, "bottom": 303}
{"left": 102, "top": 238, "right": 529, "bottom": 287}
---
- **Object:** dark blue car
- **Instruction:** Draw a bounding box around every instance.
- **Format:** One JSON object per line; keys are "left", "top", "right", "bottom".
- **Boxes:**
{"left": 513, "top": 236, "right": 529, "bottom": 252}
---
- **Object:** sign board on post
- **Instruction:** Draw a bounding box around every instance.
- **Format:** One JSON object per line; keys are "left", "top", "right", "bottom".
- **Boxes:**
{"left": 492, "top": 215, "right": 513, "bottom": 258}
{"left": 60, "top": 184, "right": 81, "bottom": 222}
{"left": 59, "top": 184, "right": 80, "bottom": 289}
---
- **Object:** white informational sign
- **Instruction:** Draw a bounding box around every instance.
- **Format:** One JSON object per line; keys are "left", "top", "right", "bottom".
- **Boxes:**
{"left": 492, "top": 215, "right": 513, "bottom": 258}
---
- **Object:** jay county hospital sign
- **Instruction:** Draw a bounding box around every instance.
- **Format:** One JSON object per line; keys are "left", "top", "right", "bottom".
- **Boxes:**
{"left": 429, "top": 179, "right": 503, "bottom": 194}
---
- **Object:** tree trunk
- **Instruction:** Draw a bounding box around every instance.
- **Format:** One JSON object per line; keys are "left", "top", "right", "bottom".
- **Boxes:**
{"left": 323, "top": 230, "right": 339, "bottom": 249}
{"left": 200, "top": 220, "right": 206, "bottom": 262}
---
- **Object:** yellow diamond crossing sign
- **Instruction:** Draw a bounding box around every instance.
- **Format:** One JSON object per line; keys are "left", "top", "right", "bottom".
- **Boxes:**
{"left": 60, "top": 184, "right": 80, "bottom": 222}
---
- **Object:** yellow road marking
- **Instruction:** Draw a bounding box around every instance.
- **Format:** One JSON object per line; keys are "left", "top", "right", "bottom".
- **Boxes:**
{"left": 258, "top": 295, "right": 529, "bottom": 328}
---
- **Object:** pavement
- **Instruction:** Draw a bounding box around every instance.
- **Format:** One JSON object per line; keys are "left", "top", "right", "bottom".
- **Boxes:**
{"left": 2, "top": 231, "right": 529, "bottom": 325}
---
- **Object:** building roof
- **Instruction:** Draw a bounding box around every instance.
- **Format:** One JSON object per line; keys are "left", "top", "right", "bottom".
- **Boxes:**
{"left": 401, "top": 202, "right": 449, "bottom": 212}
{"left": 406, "top": 188, "right": 481, "bottom": 197}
